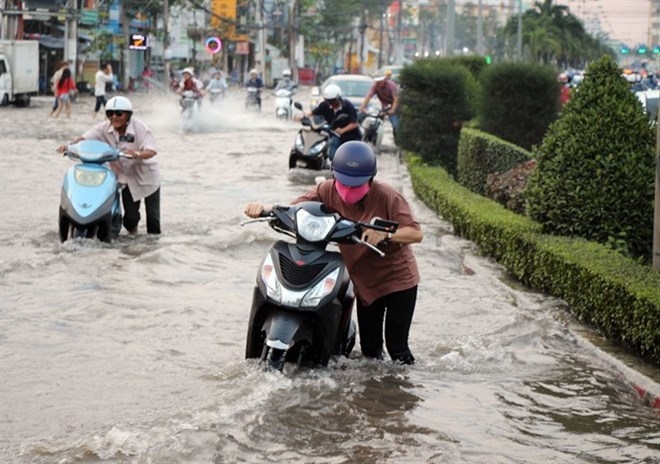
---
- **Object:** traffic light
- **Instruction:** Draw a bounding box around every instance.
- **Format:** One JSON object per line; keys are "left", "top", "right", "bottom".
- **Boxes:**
{"left": 485, "top": 55, "right": 492, "bottom": 64}
{"left": 653, "top": 46, "right": 660, "bottom": 54}
{"left": 620, "top": 46, "right": 629, "bottom": 54}
{"left": 637, "top": 46, "right": 647, "bottom": 54}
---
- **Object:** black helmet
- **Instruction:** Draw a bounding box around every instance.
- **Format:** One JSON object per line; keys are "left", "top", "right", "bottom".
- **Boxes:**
{"left": 331, "top": 141, "right": 377, "bottom": 186}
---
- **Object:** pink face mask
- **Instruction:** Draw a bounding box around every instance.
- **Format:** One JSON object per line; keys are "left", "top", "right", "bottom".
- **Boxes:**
{"left": 334, "top": 180, "right": 370, "bottom": 204}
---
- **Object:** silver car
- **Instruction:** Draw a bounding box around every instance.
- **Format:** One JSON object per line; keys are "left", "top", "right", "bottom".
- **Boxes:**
{"left": 310, "top": 74, "right": 378, "bottom": 110}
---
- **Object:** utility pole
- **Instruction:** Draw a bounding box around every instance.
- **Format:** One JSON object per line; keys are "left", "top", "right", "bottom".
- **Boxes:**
{"left": 516, "top": 0, "right": 523, "bottom": 60}
{"left": 163, "top": 0, "right": 171, "bottom": 84}
{"left": 446, "top": 0, "right": 455, "bottom": 56}
{"left": 396, "top": 0, "right": 403, "bottom": 65}
{"left": 256, "top": 0, "right": 266, "bottom": 83}
{"left": 64, "top": 0, "right": 78, "bottom": 76}
{"left": 654, "top": 108, "right": 659, "bottom": 271}
{"left": 477, "top": 0, "right": 484, "bottom": 56}
{"left": 289, "top": 0, "right": 298, "bottom": 82}
{"left": 359, "top": 21, "right": 367, "bottom": 74}
{"left": 378, "top": 5, "right": 384, "bottom": 69}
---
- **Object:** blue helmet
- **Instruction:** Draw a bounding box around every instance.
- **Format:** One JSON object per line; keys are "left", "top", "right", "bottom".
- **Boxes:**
{"left": 331, "top": 141, "right": 377, "bottom": 186}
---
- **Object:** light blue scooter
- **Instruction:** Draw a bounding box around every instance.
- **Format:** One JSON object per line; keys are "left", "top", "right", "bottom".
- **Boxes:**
{"left": 59, "top": 140, "right": 130, "bottom": 243}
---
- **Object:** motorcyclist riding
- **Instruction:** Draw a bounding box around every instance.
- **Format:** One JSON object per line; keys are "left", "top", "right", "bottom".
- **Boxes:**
{"left": 206, "top": 70, "right": 228, "bottom": 99}
{"left": 297, "top": 84, "right": 361, "bottom": 161}
{"left": 275, "top": 69, "right": 297, "bottom": 92}
{"left": 245, "top": 68, "right": 264, "bottom": 109}
{"left": 177, "top": 67, "right": 205, "bottom": 111}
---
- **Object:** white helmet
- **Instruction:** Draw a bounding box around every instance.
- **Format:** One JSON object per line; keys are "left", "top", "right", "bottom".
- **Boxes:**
{"left": 106, "top": 96, "right": 133, "bottom": 112}
{"left": 282, "top": 69, "right": 292, "bottom": 77}
{"left": 182, "top": 67, "right": 194, "bottom": 76}
{"left": 323, "top": 84, "right": 342, "bottom": 101}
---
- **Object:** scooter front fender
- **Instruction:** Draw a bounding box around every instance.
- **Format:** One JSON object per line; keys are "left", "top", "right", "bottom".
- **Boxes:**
{"left": 263, "top": 310, "right": 313, "bottom": 352}
{"left": 60, "top": 165, "right": 119, "bottom": 225}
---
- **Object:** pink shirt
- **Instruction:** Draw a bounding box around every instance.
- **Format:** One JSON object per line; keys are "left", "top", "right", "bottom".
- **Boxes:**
{"left": 365, "top": 80, "right": 399, "bottom": 107}
{"left": 294, "top": 179, "right": 420, "bottom": 306}
{"left": 82, "top": 118, "right": 160, "bottom": 201}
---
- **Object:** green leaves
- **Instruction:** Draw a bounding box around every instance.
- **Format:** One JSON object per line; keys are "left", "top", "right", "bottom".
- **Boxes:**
{"left": 526, "top": 56, "right": 655, "bottom": 261}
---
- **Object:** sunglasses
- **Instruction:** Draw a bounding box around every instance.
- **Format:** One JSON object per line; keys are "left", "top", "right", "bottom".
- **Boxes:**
{"left": 106, "top": 110, "right": 126, "bottom": 117}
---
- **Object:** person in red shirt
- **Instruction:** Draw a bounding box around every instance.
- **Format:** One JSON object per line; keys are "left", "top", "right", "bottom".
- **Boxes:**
{"left": 51, "top": 68, "right": 77, "bottom": 118}
{"left": 245, "top": 141, "right": 423, "bottom": 364}
{"left": 558, "top": 73, "right": 571, "bottom": 107}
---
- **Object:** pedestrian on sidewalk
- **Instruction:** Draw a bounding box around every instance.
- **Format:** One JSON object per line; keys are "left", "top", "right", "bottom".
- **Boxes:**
{"left": 51, "top": 68, "right": 77, "bottom": 119}
{"left": 93, "top": 63, "right": 114, "bottom": 119}
{"left": 49, "top": 61, "right": 69, "bottom": 112}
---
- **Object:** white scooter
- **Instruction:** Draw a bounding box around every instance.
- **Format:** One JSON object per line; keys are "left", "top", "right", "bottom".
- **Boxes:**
{"left": 274, "top": 85, "right": 298, "bottom": 120}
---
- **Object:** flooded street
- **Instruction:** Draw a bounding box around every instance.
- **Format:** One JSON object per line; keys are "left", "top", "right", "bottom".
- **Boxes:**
{"left": 1, "top": 90, "right": 659, "bottom": 463}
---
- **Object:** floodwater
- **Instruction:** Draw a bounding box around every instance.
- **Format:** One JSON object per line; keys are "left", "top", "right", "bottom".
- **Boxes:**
{"left": 1, "top": 89, "right": 659, "bottom": 463}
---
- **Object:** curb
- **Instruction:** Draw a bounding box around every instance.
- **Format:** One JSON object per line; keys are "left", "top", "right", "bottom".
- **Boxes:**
{"left": 571, "top": 323, "right": 660, "bottom": 409}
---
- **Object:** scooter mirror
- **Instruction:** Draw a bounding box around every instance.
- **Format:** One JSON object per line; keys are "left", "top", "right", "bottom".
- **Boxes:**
{"left": 294, "top": 102, "right": 303, "bottom": 111}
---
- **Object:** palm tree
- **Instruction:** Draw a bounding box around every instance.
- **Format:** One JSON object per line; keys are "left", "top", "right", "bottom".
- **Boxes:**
{"left": 504, "top": 0, "right": 614, "bottom": 66}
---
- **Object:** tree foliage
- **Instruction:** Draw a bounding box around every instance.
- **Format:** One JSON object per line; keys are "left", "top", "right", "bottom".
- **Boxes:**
{"left": 525, "top": 56, "right": 655, "bottom": 260}
{"left": 504, "top": 0, "right": 615, "bottom": 67}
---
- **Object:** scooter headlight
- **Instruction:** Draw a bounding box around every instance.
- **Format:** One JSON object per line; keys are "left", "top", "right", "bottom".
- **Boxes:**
{"left": 308, "top": 140, "right": 327, "bottom": 156}
{"left": 296, "top": 208, "right": 336, "bottom": 242}
{"left": 74, "top": 167, "right": 107, "bottom": 186}
{"left": 295, "top": 133, "right": 304, "bottom": 151}
{"left": 302, "top": 268, "right": 340, "bottom": 307}
{"left": 260, "top": 253, "right": 282, "bottom": 303}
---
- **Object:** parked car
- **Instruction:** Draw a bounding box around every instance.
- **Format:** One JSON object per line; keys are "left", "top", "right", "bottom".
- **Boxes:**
{"left": 310, "top": 74, "right": 377, "bottom": 110}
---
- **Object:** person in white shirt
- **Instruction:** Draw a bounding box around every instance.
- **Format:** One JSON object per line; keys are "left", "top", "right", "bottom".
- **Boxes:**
{"left": 58, "top": 96, "right": 161, "bottom": 235}
{"left": 93, "top": 63, "right": 114, "bottom": 119}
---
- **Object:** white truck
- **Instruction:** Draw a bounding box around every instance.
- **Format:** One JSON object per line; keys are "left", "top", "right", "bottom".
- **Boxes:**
{"left": 0, "top": 40, "right": 39, "bottom": 107}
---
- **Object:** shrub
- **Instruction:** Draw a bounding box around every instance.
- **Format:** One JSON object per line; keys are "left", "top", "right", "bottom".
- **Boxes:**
{"left": 398, "top": 59, "right": 478, "bottom": 176}
{"left": 526, "top": 56, "right": 655, "bottom": 261}
{"left": 486, "top": 160, "right": 537, "bottom": 214}
{"left": 478, "top": 62, "right": 560, "bottom": 150}
{"left": 407, "top": 154, "right": 660, "bottom": 366}
{"left": 457, "top": 128, "right": 532, "bottom": 195}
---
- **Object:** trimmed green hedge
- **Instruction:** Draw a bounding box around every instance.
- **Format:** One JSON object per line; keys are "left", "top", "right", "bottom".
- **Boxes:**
{"left": 407, "top": 154, "right": 660, "bottom": 366}
{"left": 457, "top": 128, "right": 533, "bottom": 196}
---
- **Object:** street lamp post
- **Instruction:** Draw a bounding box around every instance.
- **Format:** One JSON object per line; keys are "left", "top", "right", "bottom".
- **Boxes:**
{"left": 359, "top": 22, "right": 367, "bottom": 74}
{"left": 516, "top": 0, "right": 523, "bottom": 60}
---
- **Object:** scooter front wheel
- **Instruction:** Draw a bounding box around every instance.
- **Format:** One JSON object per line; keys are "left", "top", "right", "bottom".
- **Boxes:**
{"left": 265, "top": 347, "right": 286, "bottom": 372}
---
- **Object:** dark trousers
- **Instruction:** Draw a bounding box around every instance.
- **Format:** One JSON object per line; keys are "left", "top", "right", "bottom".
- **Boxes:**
{"left": 122, "top": 186, "right": 161, "bottom": 234}
{"left": 356, "top": 285, "right": 417, "bottom": 364}
{"left": 94, "top": 95, "right": 107, "bottom": 113}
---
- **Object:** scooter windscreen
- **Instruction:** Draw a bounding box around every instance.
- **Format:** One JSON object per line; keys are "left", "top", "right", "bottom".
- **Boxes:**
{"left": 68, "top": 140, "right": 120, "bottom": 164}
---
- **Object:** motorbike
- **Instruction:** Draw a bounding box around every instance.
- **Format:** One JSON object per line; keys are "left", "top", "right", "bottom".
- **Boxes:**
{"left": 274, "top": 85, "right": 297, "bottom": 120}
{"left": 288, "top": 102, "right": 349, "bottom": 171}
{"left": 359, "top": 105, "right": 390, "bottom": 149}
{"left": 245, "top": 86, "right": 261, "bottom": 111}
{"left": 242, "top": 202, "right": 398, "bottom": 371}
{"left": 59, "top": 140, "right": 131, "bottom": 243}
{"left": 180, "top": 90, "right": 201, "bottom": 131}
{"left": 180, "top": 90, "right": 200, "bottom": 118}
{"left": 208, "top": 88, "right": 225, "bottom": 104}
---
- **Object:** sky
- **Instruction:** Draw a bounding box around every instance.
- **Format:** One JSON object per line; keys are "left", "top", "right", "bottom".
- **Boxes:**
{"left": 477, "top": 0, "right": 651, "bottom": 46}
{"left": 562, "top": 0, "right": 651, "bottom": 46}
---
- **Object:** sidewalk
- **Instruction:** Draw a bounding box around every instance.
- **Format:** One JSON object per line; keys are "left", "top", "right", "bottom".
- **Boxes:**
{"left": 570, "top": 322, "right": 660, "bottom": 409}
